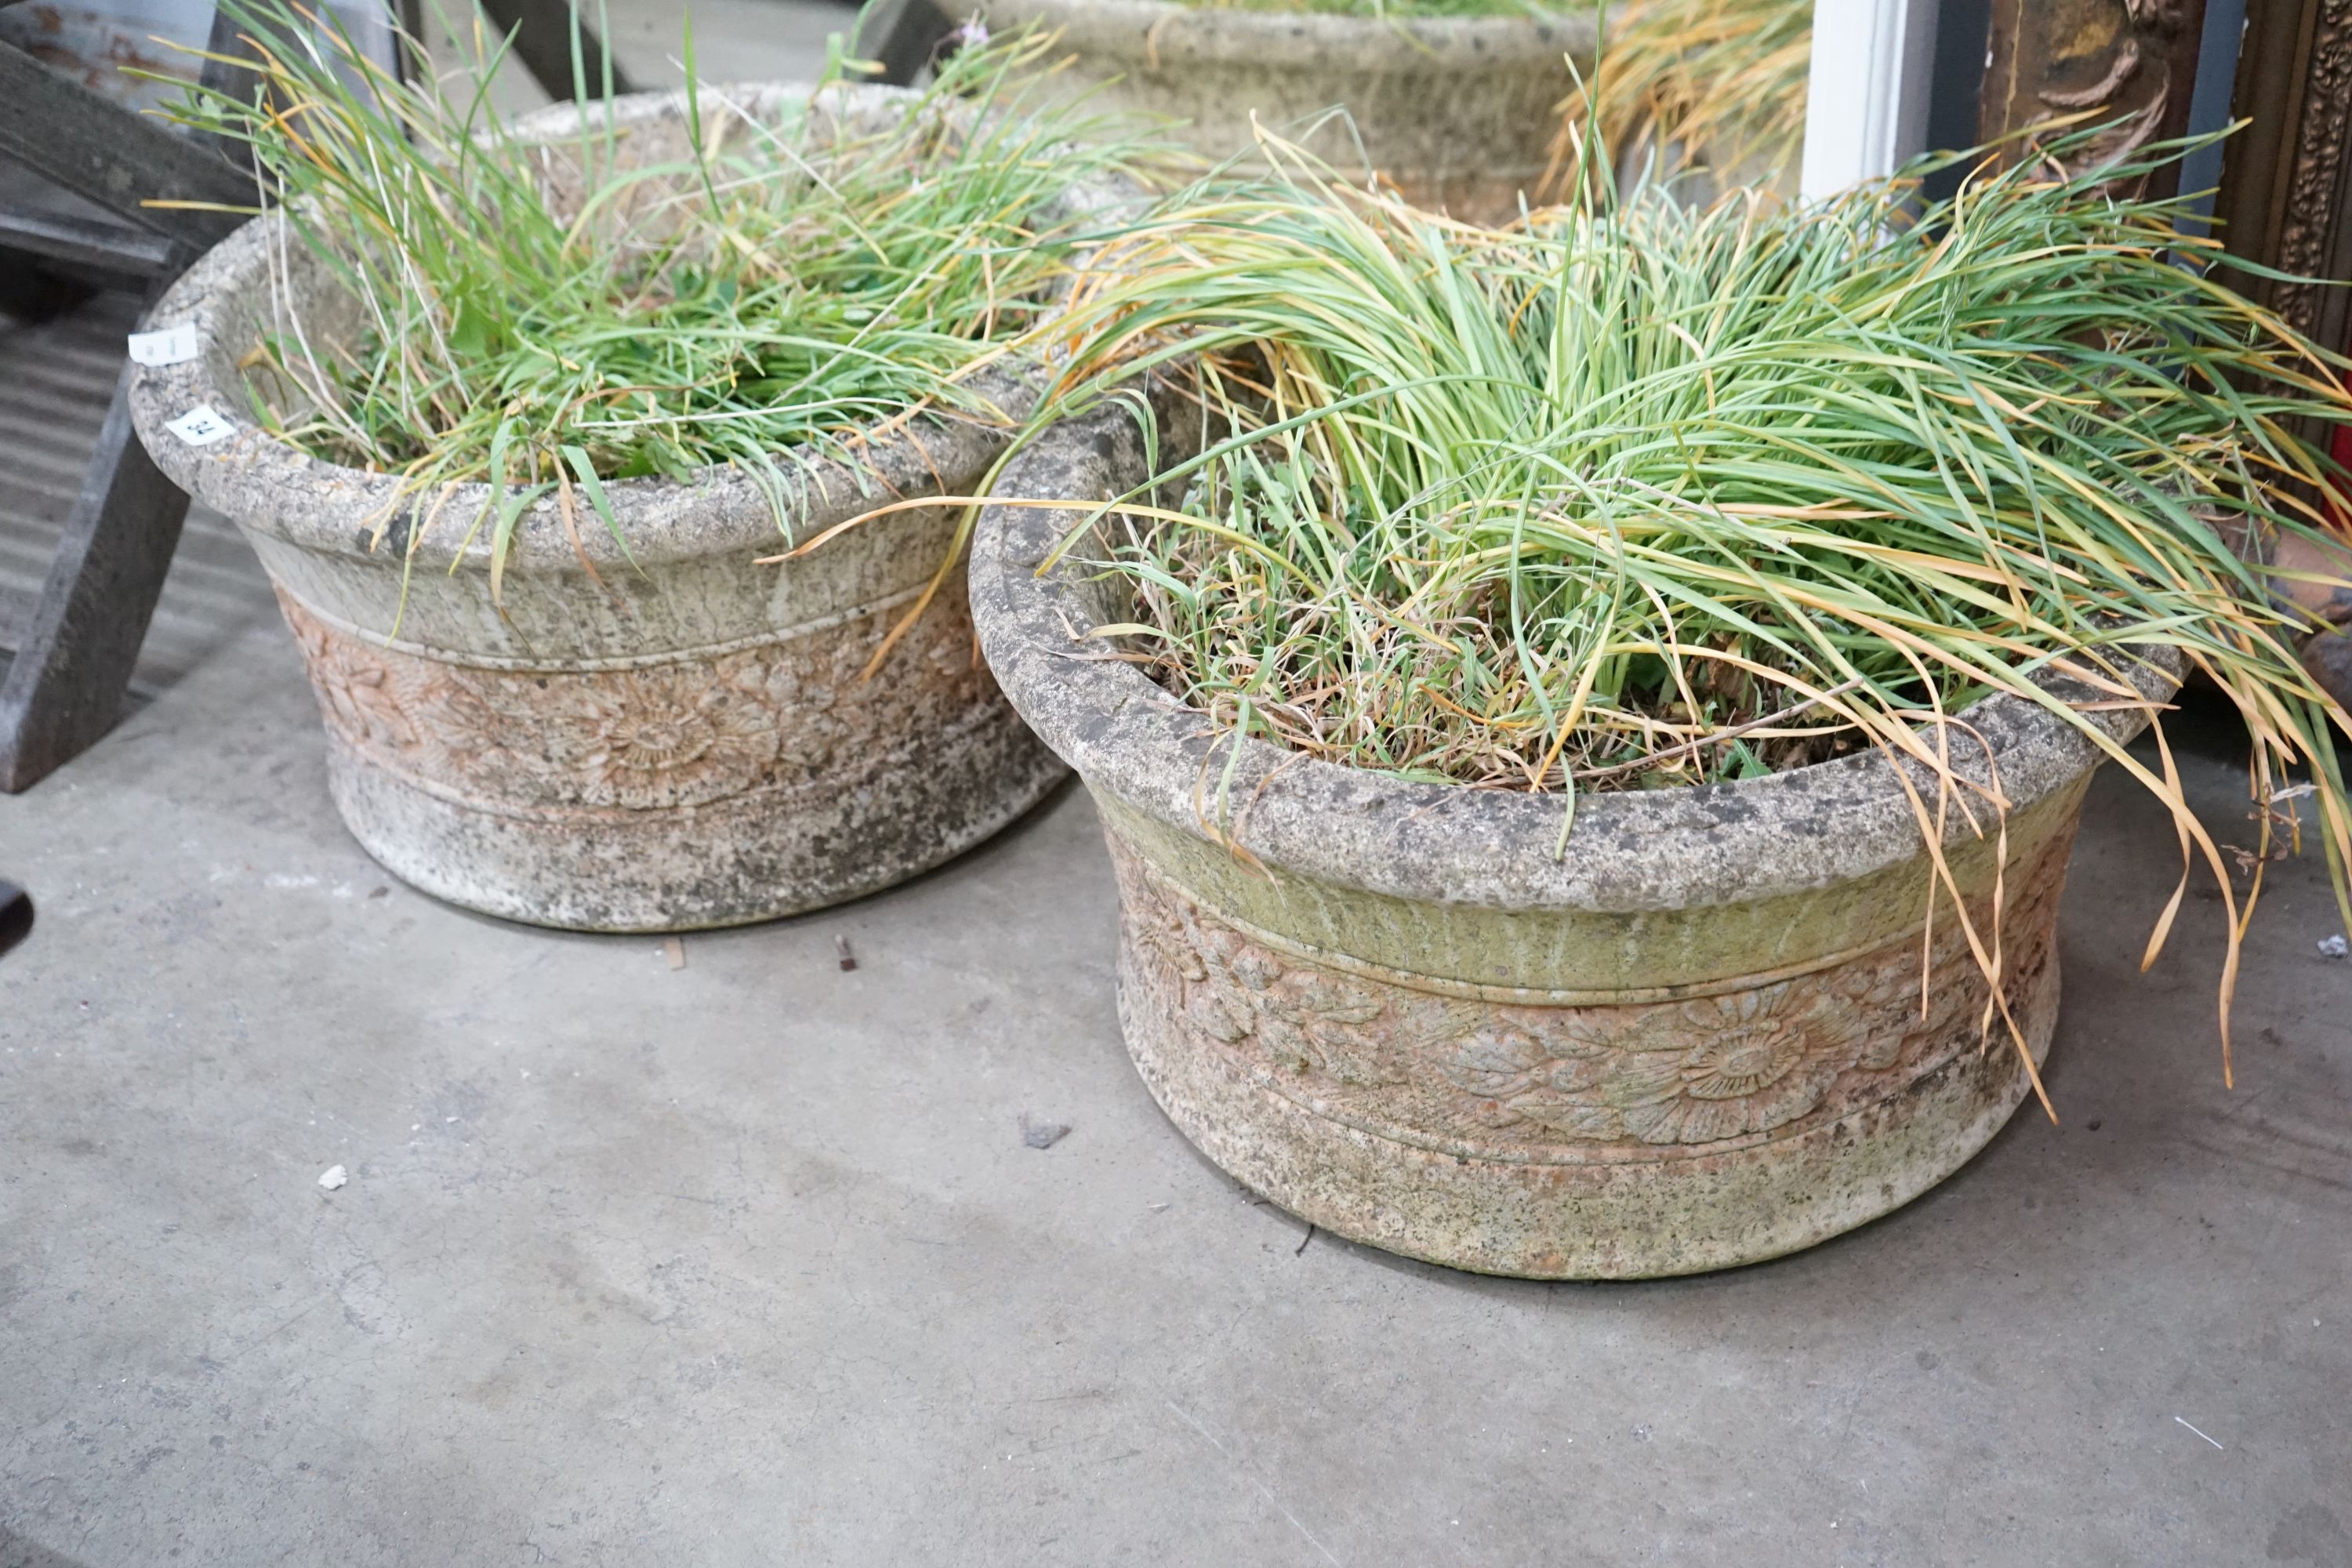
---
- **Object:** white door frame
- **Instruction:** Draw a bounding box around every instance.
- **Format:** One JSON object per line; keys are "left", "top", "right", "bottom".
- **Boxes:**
{"left": 1798, "top": 0, "right": 1944, "bottom": 201}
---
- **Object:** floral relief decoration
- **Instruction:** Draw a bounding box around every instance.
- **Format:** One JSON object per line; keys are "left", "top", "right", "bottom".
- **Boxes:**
{"left": 278, "top": 589, "right": 993, "bottom": 812}
{"left": 1113, "top": 831, "right": 2069, "bottom": 1157}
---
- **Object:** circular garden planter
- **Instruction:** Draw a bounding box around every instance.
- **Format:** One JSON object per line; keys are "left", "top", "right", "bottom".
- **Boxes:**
{"left": 128, "top": 85, "right": 1068, "bottom": 932}
{"left": 960, "top": 0, "right": 1599, "bottom": 218}
{"left": 970, "top": 397, "right": 2176, "bottom": 1279}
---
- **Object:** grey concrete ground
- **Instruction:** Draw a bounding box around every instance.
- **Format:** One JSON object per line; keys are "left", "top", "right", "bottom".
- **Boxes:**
{"left": 2, "top": 538, "right": 2350, "bottom": 1567}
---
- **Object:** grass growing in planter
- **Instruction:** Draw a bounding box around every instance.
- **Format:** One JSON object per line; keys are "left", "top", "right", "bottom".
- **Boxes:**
{"left": 1165, "top": 0, "right": 1553, "bottom": 16}
{"left": 160, "top": 2, "right": 1158, "bottom": 590}
{"left": 1572, "top": 0, "right": 1810, "bottom": 189}
{"left": 1017, "top": 129, "right": 2352, "bottom": 1073}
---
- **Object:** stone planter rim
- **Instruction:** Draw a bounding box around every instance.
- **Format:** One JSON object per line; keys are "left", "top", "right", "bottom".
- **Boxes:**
{"left": 128, "top": 82, "right": 1062, "bottom": 578}
{"left": 967, "top": 0, "right": 1599, "bottom": 67}
{"left": 971, "top": 398, "right": 2178, "bottom": 915}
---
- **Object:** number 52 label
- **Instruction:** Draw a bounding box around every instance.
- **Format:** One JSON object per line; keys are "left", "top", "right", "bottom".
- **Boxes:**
{"left": 165, "top": 405, "right": 234, "bottom": 446}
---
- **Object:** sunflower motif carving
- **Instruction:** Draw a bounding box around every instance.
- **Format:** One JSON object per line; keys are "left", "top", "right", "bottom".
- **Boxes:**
{"left": 1575, "top": 985, "right": 1882, "bottom": 1146}
{"left": 274, "top": 590, "right": 991, "bottom": 813}
{"left": 543, "top": 666, "right": 782, "bottom": 811}
{"left": 1112, "top": 827, "right": 2071, "bottom": 1159}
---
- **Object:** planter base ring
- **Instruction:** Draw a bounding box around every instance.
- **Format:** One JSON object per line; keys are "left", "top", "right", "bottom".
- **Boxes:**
{"left": 1105, "top": 826, "right": 2063, "bottom": 1279}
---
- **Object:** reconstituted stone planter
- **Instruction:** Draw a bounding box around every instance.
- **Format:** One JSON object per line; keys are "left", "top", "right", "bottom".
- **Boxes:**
{"left": 960, "top": 0, "right": 1599, "bottom": 218}
{"left": 971, "top": 395, "right": 2176, "bottom": 1278}
{"left": 127, "top": 85, "right": 1068, "bottom": 932}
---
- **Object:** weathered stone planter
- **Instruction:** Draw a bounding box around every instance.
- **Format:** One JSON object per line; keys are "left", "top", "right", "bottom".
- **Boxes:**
{"left": 971, "top": 397, "right": 2174, "bottom": 1278}
{"left": 127, "top": 85, "right": 1066, "bottom": 932}
{"left": 960, "top": 0, "right": 1598, "bottom": 217}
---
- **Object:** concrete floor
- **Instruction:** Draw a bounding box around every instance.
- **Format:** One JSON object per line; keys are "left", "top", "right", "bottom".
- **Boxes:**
{"left": 2, "top": 536, "right": 2350, "bottom": 1566}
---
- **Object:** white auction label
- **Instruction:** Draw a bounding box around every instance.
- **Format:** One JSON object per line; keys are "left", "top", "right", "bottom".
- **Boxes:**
{"left": 127, "top": 323, "right": 200, "bottom": 367}
{"left": 165, "top": 405, "right": 234, "bottom": 446}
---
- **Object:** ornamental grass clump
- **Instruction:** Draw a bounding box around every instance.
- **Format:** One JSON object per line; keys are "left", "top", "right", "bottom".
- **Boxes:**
{"left": 1168, "top": 0, "right": 1552, "bottom": 15}
{"left": 1024, "top": 129, "right": 2352, "bottom": 1069}
{"left": 1569, "top": 0, "right": 1812, "bottom": 189}
{"left": 160, "top": 3, "right": 1159, "bottom": 587}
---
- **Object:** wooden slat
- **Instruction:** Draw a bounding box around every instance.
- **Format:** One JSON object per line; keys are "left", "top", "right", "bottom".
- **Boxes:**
{"left": 855, "top": 0, "right": 953, "bottom": 87}
{"left": 0, "top": 39, "right": 249, "bottom": 249}
{"left": 0, "top": 208, "right": 176, "bottom": 277}
{"left": 0, "top": 362, "right": 193, "bottom": 791}
{"left": 0, "top": 581, "right": 33, "bottom": 651}
{"left": 474, "top": 0, "right": 635, "bottom": 101}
